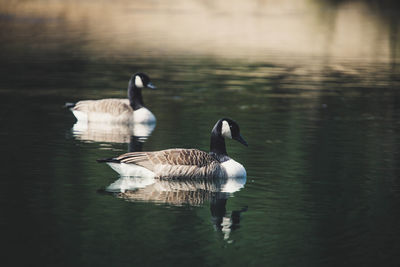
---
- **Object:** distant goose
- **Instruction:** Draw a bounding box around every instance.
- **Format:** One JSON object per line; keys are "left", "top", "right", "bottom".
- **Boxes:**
{"left": 98, "top": 118, "right": 248, "bottom": 179}
{"left": 66, "top": 73, "right": 156, "bottom": 124}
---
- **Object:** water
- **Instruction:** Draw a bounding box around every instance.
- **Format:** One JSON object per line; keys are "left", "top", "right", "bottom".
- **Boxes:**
{"left": 1, "top": 1, "right": 400, "bottom": 266}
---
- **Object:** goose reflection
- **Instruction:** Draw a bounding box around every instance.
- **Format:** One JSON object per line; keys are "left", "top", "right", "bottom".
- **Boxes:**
{"left": 72, "top": 120, "right": 156, "bottom": 147}
{"left": 104, "top": 175, "right": 247, "bottom": 240}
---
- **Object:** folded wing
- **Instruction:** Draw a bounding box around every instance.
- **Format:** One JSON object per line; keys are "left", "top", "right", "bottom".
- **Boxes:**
{"left": 73, "top": 99, "right": 131, "bottom": 115}
{"left": 115, "top": 149, "right": 224, "bottom": 179}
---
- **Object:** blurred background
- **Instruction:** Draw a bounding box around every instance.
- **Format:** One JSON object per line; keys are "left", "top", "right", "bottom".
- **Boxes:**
{"left": 1, "top": 0, "right": 400, "bottom": 266}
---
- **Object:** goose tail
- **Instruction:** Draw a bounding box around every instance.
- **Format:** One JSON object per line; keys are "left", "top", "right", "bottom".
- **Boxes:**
{"left": 96, "top": 157, "right": 121, "bottom": 163}
{"left": 64, "top": 102, "right": 76, "bottom": 109}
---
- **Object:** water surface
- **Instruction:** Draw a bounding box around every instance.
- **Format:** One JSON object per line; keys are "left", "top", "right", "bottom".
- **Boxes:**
{"left": 1, "top": 1, "right": 400, "bottom": 266}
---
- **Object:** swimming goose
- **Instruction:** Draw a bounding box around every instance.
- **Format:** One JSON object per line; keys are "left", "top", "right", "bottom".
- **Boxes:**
{"left": 66, "top": 73, "right": 156, "bottom": 124}
{"left": 97, "top": 118, "right": 248, "bottom": 179}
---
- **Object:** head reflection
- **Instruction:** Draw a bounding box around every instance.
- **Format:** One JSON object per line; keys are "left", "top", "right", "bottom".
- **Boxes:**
{"left": 104, "top": 175, "right": 247, "bottom": 240}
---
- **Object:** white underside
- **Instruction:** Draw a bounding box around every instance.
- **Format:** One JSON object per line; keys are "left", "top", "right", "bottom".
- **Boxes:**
{"left": 132, "top": 108, "right": 156, "bottom": 124}
{"left": 105, "top": 159, "right": 247, "bottom": 193}
{"left": 107, "top": 159, "right": 246, "bottom": 180}
{"left": 71, "top": 106, "right": 156, "bottom": 124}
{"left": 221, "top": 159, "right": 247, "bottom": 179}
{"left": 107, "top": 162, "right": 156, "bottom": 178}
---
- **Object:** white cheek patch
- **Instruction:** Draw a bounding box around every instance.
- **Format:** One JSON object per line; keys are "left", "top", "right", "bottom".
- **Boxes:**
{"left": 135, "top": 75, "right": 144, "bottom": 88}
{"left": 221, "top": 120, "right": 232, "bottom": 139}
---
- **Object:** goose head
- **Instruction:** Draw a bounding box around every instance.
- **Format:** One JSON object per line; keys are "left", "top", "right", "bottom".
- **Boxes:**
{"left": 210, "top": 118, "right": 248, "bottom": 158}
{"left": 128, "top": 72, "right": 156, "bottom": 110}
{"left": 131, "top": 72, "right": 156, "bottom": 89}
{"left": 218, "top": 118, "right": 248, "bottom": 147}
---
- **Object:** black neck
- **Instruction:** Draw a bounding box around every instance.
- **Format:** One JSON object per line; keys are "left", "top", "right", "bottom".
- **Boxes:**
{"left": 209, "top": 121, "right": 229, "bottom": 162}
{"left": 128, "top": 80, "right": 144, "bottom": 110}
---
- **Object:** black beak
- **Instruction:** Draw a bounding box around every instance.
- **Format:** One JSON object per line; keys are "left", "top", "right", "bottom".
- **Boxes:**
{"left": 234, "top": 134, "right": 248, "bottom": 147}
{"left": 147, "top": 82, "right": 156, "bottom": 89}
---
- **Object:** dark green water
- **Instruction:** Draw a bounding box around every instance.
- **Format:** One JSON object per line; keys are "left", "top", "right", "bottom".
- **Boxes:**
{"left": 1, "top": 1, "right": 400, "bottom": 267}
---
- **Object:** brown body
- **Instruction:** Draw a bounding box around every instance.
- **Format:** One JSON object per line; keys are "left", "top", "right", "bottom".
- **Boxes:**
{"left": 115, "top": 149, "right": 227, "bottom": 179}
{"left": 73, "top": 99, "right": 131, "bottom": 116}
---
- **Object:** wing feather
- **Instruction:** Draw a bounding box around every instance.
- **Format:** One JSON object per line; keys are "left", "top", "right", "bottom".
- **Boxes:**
{"left": 74, "top": 99, "right": 131, "bottom": 115}
{"left": 115, "top": 149, "right": 223, "bottom": 179}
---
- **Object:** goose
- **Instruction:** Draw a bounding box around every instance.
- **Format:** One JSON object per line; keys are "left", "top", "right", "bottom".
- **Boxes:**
{"left": 66, "top": 73, "right": 156, "bottom": 124}
{"left": 97, "top": 118, "right": 248, "bottom": 179}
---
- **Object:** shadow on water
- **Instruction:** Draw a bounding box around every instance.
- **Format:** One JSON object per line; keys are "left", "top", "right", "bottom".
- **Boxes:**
{"left": 71, "top": 121, "right": 156, "bottom": 152}
{"left": 100, "top": 175, "right": 247, "bottom": 241}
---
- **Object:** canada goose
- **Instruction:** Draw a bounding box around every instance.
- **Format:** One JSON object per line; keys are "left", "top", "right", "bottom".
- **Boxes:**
{"left": 97, "top": 118, "right": 248, "bottom": 179}
{"left": 66, "top": 73, "right": 156, "bottom": 124}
